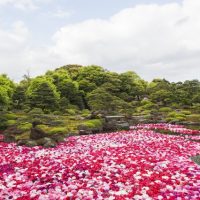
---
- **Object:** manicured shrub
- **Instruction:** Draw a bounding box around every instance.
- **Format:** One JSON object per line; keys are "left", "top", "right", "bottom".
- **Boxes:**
{"left": 81, "top": 119, "right": 103, "bottom": 129}
{"left": 81, "top": 109, "right": 91, "bottom": 117}
{"left": 4, "top": 113, "right": 17, "bottom": 120}
{"left": 29, "top": 108, "right": 44, "bottom": 115}
{"left": 15, "top": 132, "right": 30, "bottom": 140}
{"left": 181, "top": 110, "right": 192, "bottom": 115}
{"left": 65, "top": 109, "right": 78, "bottom": 116}
{"left": 37, "top": 125, "right": 49, "bottom": 132}
{"left": 17, "top": 122, "right": 32, "bottom": 132}
{"left": 167, "top": 112, "right": 178, "bottom": 118}
{"left": 6, "top": 120, "right": 17, "bottom": 126}
{"left": 186, "top": 114, "right": 200, "bottom": 122}
{"left": 159, "top": 107, "right": 172, "bottom": 113}
{"left": 47, "top": 127, "right": 67, "bottom": 135}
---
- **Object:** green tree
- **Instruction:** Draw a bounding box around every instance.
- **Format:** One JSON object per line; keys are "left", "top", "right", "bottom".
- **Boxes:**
{"left": 0, "top": 74, "right": 15, "bottom": 110}
{"left": 26, "top": 77, "right": 60, "bottom": 111}
{"left": 77, "top": 65, "right": 107, "bottom": 86}
{"left": 0, "top": 86, "right": 10, "bottom": 110}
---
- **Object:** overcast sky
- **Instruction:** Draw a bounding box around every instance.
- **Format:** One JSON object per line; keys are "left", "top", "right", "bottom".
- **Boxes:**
{"left": 0, "top": 0, "right": 199, "bottom": 82}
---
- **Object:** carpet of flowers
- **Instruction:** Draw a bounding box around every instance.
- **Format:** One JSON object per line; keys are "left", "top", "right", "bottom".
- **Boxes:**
{"left": 0, "top": 124, "right": 200, "bottom": 199}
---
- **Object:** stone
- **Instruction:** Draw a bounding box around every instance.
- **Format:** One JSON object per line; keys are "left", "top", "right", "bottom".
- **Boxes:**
{"left": 17, "top": 139, "right": 28, "bottom": 146}
{"left": 50, "top": 134, "right": 65, "bottom": 143}
{"left": 79, "top": 129, "right": 93, "bottom": 135}
{"left": 3, "top": 135, "right": 16, "bottom": 143}
{"left": 191, "top": 155, "right": 200, "bottom": 165}
{"left": 43, "top": 138, "right": 56, "bottom": 148}
{"left": 30, "top": 127, "right": 47, "bottom": 140}
{"left": 26, "top": 140, "right": 38, "bottom": 147}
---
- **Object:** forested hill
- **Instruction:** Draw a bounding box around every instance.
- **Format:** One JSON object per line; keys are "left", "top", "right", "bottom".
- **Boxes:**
{"left": 1, "top": 65, "right": 200, "bottom": 119}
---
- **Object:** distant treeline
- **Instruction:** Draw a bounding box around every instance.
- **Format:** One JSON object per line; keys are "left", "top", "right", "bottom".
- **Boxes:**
{"left": 1, "top": 65, "right": 200, "bottom": 116}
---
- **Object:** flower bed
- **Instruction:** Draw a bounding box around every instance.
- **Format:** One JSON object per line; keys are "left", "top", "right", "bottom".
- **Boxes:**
{"left": 130, "top": 124, "right": 200, "bottom": 135}
{"left": 0, "top": 126, "right": 200, "bottom": 199}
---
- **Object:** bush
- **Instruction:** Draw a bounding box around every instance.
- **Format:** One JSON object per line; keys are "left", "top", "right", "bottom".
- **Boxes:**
{"left": 175, "top": 116, "right": 186, "bottom": 122}
{"left": 37, "top": 124, "right": 49, "bottom": 132}
{"left": 81, "top": 119, "right": 103, "bottom": 129}
{"left": 170, "top": 103, "right": 181, "bottom": 109}
{"left": 141, "top": 110, "right": 151, "bottom": 115}
{"left": 36, "top": 125, "right": 67, "bottom": 135}
{"left": 47, "top": 127, "right": 67, "bottom": 135}
{"left": 29, "top": 108, "right": 44, "bottom": 115}
{"left": 81, "top": 109, "right": 91, "bottom": 117}
{"left": 17, "top": 122, "right": 32, "bottom": 132}
{"left": 159, "top": 107, "right": 172, "bottom": 113}
{"left": 6, "top": 120, "right": 17, "bottom": 126}
{"left": 186, "top": 114, "right": 200, "bottom": 122}
{"left": 15, "top": 132, "right": 30, "bottom": 140}
{"left": 65, "top": 109, "right": 77, "bottom": 115}
{"left": 167, "top": 112, "right": 177, "bottom": 118}
{"left": 181, "top": 110, "right": 192, "bottom": 115}
{"left": 167, "top": 112, "right": 186, "bottom": 118}
{"left": 4, "top": 113, "right": 17, "bottom": 120}
{"left": 53, "top": 111, "right": 62, "bottom": 115}
{"left": 165, "top": 117, "right": 174, "bottom": 122}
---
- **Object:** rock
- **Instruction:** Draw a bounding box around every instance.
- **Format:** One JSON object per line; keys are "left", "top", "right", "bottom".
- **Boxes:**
{"left": 4, "top": 125, "right": 23, "bottom": 135}
{"left": 35, "top": 137, "right": 57, "bottom": 148}
{"left": 3, "top": 135, "right": 16, "bottom": 143}
{"left": 191, "top": 155, "right": 200, "bottom": 165}
{"left": 43, "top": 138, "right": 56, "bottom": 148}
{"left": 36, "top": 137, "right": 53, "bottom": 145}
{"left": 32, "top": 120, "right": 42, "bottom": 128}
{"left": 17, "top": 139, "right": 28, "bottom": 146}
{"left": 79, "top": 129, "right": 93, "bottom": 135}
{"left": 30, "top": 127, "right": 47, "bottom": 140}
{"left": 50, "top": 134, "right": 65, "bottom": 143}
{"left": 26, "top": 140, "right": 38, "bottom": 147}
{"left": 3, "top": 125, "right": 24, "bottom": 143}
{"left": 116, "top": 122, "right": 130, "bottom": 130}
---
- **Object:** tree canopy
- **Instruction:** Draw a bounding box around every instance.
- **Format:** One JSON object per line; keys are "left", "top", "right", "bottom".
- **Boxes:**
{"left": 1, "top": 65, "right": 199, "bottom": 115}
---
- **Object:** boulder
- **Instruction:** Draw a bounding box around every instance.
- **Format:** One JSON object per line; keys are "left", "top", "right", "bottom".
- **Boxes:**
{"left": 191, "top": 155, "right": 200, "bottom": 165}
{"left": 17, "top": 139, "right": 28, "bottom": 146}
{"left": 116, "top": 122, "right": 130, "bottom": 130}
{"left": 3, "top": 135, "right": 16, "bottom": 143}
{"left": 79, "top": 129, "right": 93, "bottom": 135}
{"left": 50, "top": 134, "right": 65, "bottom": 143}
{"left": 30, "top": 127, "right": 47, "bottom": 140}
{"left": 26, "top": 140, "right": 38, "bottom": 147}
{"left": 43, "top": 138, "right": 56, "bottom": 148}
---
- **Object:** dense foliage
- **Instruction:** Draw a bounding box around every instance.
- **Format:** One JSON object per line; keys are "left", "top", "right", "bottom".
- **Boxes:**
{"left": 0, "top": 65, "right": 200, "bottom": 118}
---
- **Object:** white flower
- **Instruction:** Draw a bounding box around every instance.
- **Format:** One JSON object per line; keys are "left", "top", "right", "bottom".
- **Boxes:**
{"left": 158, "top": 195, "right": 163, "bottom": 200}
{"left": 166, "top": 185, "right": 173, "bottom": 190}
{"left": 134, "top": 195, "right": 142, "bottom": 200}
{"left": 115, "top": 190, "right": 128, "bottom": 195}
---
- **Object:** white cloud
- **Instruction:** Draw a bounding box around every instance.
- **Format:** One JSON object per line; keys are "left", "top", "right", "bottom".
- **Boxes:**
{"left": 46, "top": 0, "right": 200, "bottom": 81}
{"left": 0, "top": 0, "right": 37, "bottom": 10}
{"left": 0, "top": 21, "right": 31, "bottom": 80}
{"left": 0, "top": 0, "right": 52, "bottom": 10}
{"left": 1, "top": 0, "right": 200, "bottom": 82}
{"left": 52, "top": 9, "right": 73, "bottom": 19}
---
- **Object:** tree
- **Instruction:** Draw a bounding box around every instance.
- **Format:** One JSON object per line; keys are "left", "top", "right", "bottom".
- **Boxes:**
{"left": 0, "top": 86, "right": 10, "bottom": 110}
{"left": 26, "top": 77, "right": 60, "bottom": 111}
{"left": 87, "top": 87, "right": 132, "bottom": 114}
{"left": 87, "top": 88, "right": 114, "bottom": 113}
{"left": 77, "top": 65, "right": 107, "bottom": 86}
{"left": 119, "top": 71, "right": 143, "bottom": 101}
{"left": 0, "top": 74, "right": 15, "bottom": 110}
{"left": 150, "top": 89, "right": 173, "bottom": 106}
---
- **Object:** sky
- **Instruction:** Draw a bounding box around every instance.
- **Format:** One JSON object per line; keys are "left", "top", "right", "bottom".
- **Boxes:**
{"left": 0, "top": 0, "right": 199, "bottom": 82}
